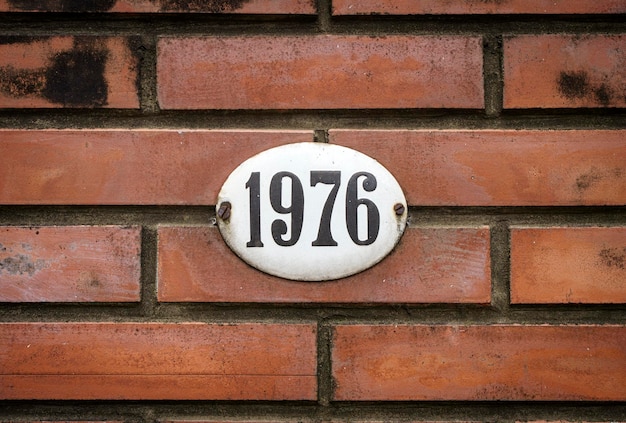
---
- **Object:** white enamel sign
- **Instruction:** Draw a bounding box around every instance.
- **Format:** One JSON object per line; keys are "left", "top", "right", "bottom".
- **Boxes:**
{"left": 216, "top": 142, "right": 407, "bottom": 281}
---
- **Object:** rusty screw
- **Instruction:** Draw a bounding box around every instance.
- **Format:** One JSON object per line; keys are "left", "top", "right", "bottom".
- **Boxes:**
{"left": 217, "top": 201, "right": 231, "bottom": 221}
{"left": 394, "top": 203, "right": 405, "bottom": 216}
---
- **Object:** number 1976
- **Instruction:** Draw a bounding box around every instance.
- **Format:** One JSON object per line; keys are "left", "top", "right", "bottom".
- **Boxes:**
{"left": 245, "top": 171, "right": 380, "bottom": 248}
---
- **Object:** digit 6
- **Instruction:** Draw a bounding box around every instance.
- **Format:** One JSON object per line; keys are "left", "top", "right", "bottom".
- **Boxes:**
{"left": 345, "top": 172, "right": 380, "bottom": 245}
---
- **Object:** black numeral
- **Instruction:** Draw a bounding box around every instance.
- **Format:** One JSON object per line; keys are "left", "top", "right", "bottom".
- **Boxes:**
{"left": 245, "top": 171, "right": 264, "bottom": 247}
{"left": 245, "top": 171, "right": 381, "bottom": 247}
{"left": 346, "top": 172, "right": 380, "bottom": 245}
{"left": 270, "top": 172, "right": 304, "bottom": 246}
{"left": 310, "top": 171, "right": 341, "bottom": 246}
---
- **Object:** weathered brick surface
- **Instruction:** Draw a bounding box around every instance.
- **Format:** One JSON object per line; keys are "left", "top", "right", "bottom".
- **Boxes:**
{"left": 4, "top": 129, "right": 623, "bottom": 207}
{"left": 0, "top": 226, "right": 141, "bottom": 302}
{"left": 330, "top": 130, "right": 626, "bottom": 206}
{"left": 332, "top": 0, "right": 626, "bottom": 14}
{"left": 157, "top": 36, "right": 484, "bottom": 109}
{"left": 0, "top": 36, "right": 140, "bottom": 108}
{"left": 332, "top": 325, "right": 626, "bottom": 401}
{"left": 0, "top": 130, "right": 312, "bottom": 205}
{"left": 157, "top": 226, "right": 491, "bottom": 303}
{"left": 0, "top": 2, "right": 624, "bottom": 421}
{"left": 0, "top": 0, "right": 316, "bottom": 13}
{"left": 0, "top": 322, "right": 317, "bottom": 400}
{"left": 504, "top": 35, "right": 626, "bottom": 108}
{"left": 511, "top": 227, "right": 626, "bottom": 304}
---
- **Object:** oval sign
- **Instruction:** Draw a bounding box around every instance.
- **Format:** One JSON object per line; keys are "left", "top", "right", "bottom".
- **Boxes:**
{"left": 216, "top": 142, "right": 407, "bottom": 281}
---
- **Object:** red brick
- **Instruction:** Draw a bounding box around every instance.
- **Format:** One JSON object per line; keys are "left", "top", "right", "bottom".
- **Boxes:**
{"left": 511, "top": 227, "right": 626, "bottom": 304}
{"left": 0, "top": 36, "right": 139, "bottom": 108}
{"left": 0, "top": 322, "right": 317, "bottom": 400}
{"left": 157, "top": 226, "right": 491, "bottom": 303}
{"left": 0, "top": 226, "right": 141, "bottom": 302}
{"left": 329, "top": 130, "right": 626, "bottom": 206}
{"left": 0, "top": 0, "right": 315, "bottom": 13}
{"left": 0, "top": 130, "right": 312, "bottom": 205}
{"left": 332, "top": 325, "right": 626, "bottom": 401}
{"left": 157, "top": 36, "right": 484, "bottom": 109}
{"left": 504, "top": 35, "right": 626, "bottom": 108}
{"left": 332, "top": 0, "right": 626, "bottom": 14}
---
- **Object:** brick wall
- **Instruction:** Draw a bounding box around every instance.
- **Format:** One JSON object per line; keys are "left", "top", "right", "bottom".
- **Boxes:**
{"left": 1, "top": 1, "right": 625, "bottom": 422}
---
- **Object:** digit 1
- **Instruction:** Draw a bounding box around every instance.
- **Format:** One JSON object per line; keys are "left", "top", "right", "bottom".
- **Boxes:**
{"left": 270, "top": 172, "right": 304, "bottom": 246}
{"left": 346, "top": 172, "right": 380, "bottom": 245}
{"left": 245, "top": 172, "right": 264, "bottom": 247}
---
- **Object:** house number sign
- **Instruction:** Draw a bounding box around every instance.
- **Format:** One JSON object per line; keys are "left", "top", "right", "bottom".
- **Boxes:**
{"left": 216, "top": 142, "right": 407, "bottom": 281}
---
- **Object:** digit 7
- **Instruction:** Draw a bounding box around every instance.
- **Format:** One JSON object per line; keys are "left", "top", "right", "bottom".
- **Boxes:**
{"left": 310, "top": 171, "right": 341, "bottom": 246}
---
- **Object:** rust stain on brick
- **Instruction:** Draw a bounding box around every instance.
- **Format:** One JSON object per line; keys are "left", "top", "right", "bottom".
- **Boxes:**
{"left": 43, "top": 47, "right": 109, "bottom": 107}
{"left": 599, "top": 247, "right": 626, "bottom": 270}
{"left": 557, "top": 70, "right": 617, "bottom": 106}
{"left": 0, "top": 68, "right": 46, "bottom": 97}
{"left": 575, "top": 168, "right": 603, "bottom": 191}
{"left": 0, "top": 37, "right": 109, "bottom": 107}
{"left": 594, "top": 83, "right": 613, "bottom": 106}
{"left": 575, "top": 167, "right": 623, "bottom": 193}
{"left": 158, "top": 0, "right": 251, "bottom": 12}
{"left": 557, "top": 70, "right": 590, "bottom": 99}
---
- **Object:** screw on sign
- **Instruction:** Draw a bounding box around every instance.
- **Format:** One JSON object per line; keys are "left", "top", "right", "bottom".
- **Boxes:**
{"left": 216, "top": 143, "right": 407, "bottom": 281}
{"left": 217, "top": 201, "right": 231, "bottom": 221}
